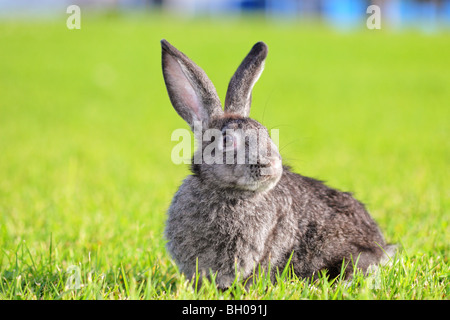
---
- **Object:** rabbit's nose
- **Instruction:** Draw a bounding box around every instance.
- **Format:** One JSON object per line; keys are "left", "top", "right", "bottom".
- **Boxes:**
{"left": 256, "top": 156, "right": 280, "bottom": 168}
{"left": 269, "top": 156, "right": 282, "bottom": 169}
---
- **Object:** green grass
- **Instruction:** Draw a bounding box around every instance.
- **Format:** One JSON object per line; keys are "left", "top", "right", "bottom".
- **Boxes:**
{"left": 0, "top": 12, "right": 449, "bottom": 300}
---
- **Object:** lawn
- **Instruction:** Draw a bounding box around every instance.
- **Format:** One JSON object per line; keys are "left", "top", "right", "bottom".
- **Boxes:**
{"left": 0, "top": 11, "right": 448, "bottom": 300}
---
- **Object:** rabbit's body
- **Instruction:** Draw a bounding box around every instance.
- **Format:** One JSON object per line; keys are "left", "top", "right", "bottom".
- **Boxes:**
{"left": 161, "top": 40, "right": 393, "bottom": 288}
{"left": 166, "top": 166, "right": 387, "bottom": 288}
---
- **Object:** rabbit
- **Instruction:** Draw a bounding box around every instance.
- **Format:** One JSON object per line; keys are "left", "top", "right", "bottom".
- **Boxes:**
{"left": 161, "top": 39, "right": 395, "bottom": 289}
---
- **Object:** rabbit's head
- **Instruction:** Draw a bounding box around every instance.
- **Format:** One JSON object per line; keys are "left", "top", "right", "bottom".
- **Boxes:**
{"left": 161, "top": 40, "right": 282, "bottom": 192}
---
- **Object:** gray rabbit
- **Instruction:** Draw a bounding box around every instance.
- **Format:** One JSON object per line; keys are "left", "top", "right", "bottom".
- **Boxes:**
{"left": 161, "top": 39, "right": 395, "bottom": 289}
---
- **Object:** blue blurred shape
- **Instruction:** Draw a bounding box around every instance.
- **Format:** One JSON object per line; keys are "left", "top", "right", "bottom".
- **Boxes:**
{"left": 0, "top": 0, "right": 68, "bottom": 17}
{"left": 399, "top": 0, "right": 417, "bottom": 27}
{"left": 266, "top": 0, "right": 298, "bottom": 18}
{"left": 385, "top": 0, "right": 441, "bottom": 32}
{"left": 443, "top": 0, "right": 450, "bottom": 26}
{"left": 240, "top": 0, "right": 266, "bottom": 11}
{"left": 209, "top": 0, "right": 238, "bottom": 15}
{"left": 322, "top": 0, "right": 367, "bottom": 30}
{"left": 418, "top": 0, "right": 438, "bottom": 33}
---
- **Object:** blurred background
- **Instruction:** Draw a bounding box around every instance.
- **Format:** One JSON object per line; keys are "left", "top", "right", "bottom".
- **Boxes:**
{"left": 1, "top": 0, "right": 450, "bottom": 32}
{"left": 0, "top": 0, "right": 448, "bottom": 298}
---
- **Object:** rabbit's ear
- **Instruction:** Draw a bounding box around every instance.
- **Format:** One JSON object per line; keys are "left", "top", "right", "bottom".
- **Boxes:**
{"left": 224, "top": 42, "right": 268, "bottom": 117}
{"left": 161, "top": 39, "right": 223, "bottom": 129}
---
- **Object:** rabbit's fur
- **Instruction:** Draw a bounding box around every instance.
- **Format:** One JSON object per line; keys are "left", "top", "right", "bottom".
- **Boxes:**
{"left": 161, "top": 40, "right": 394, "bottom": 289}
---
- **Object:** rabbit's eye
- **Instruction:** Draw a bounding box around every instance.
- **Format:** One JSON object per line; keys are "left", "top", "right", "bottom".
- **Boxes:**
{"left": 223, "top": 135, "right": 234, "bottom": 149}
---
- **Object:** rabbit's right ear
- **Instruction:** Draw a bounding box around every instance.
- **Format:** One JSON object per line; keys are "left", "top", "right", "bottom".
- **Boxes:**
{"left": 161, "top": 39, "right": 223, "bottom": 130}
{"left": 224, "top": 42, "right": 268, "bottom": 117}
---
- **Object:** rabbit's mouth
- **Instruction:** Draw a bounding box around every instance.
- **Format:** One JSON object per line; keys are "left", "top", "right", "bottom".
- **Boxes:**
{"left": 237, "top": 156, "right": 283, "bottom": 192}
{"left": 241, "top": 173, "right": 282, "bottom": 193}
{"left": 259, "top": 156, "right": 282, "bottom": 177}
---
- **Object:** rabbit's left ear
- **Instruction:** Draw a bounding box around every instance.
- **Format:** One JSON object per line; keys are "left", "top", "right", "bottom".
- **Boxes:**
{"left": 161, "top": 39, "right": 223, "bottom": 130}
{"left": 224, "top": 42, "right": 268, "bottom": 117}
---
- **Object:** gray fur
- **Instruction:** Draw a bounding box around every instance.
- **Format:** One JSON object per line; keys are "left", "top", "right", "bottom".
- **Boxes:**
{"left": 161, "top": 40, "right": 394, "bottom": 289}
